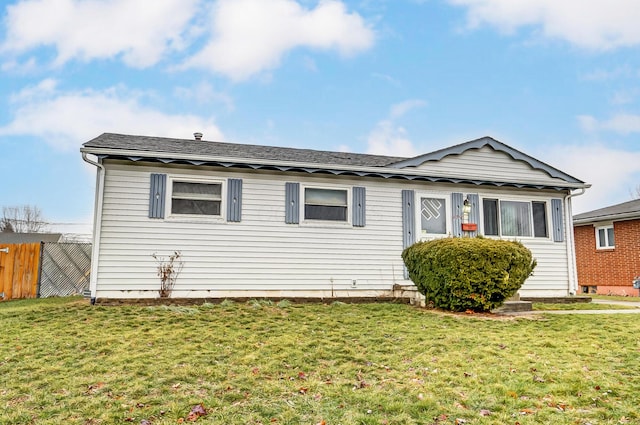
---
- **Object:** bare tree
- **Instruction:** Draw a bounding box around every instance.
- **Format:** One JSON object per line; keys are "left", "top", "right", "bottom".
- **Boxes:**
{"left": 1, "top": 205, "right": 49, "bottom": 233}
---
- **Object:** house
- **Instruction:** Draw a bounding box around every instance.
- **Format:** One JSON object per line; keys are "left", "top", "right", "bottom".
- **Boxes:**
{"left": 573, "top": 199, "right": 640, "bottom": 296}
{"left": 80, "top": 133, "right": 589, "bottom": 302}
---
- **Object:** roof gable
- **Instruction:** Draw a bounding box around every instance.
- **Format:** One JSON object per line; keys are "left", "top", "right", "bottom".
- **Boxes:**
{"left": 389, "top": 136, "right": 583, "bottom": 184}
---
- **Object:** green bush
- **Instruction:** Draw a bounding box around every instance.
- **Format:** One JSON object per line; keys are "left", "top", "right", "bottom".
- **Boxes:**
{"left": 402, "top": 237, "right": 536, "bottom": 312}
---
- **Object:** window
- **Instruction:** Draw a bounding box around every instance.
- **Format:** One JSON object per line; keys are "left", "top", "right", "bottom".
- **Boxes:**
{"left": 171, "top": 180, "right": 222, "bottom": 216}
{"left": 596, "top": 225, "right": 615, "bottom": 249}
{"left": 420, "top": 196, "right": 447, "bottom": 236}
{"left": 482, "top": 198, "right": 548, "bottom": 238}
{"left": 304, "top": 188, "right": 348, "bottom": 221}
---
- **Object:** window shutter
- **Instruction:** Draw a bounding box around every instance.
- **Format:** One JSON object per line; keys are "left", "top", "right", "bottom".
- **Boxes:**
{"left": 149, "top": 173, "right": 166, "bottom": 219}
{"left": 352, "top": 187, "right": 366, "bottom": 227}
{"left": 227, "top": 178, "right": 242, "bottom": 222}
{"left": 285, "top": 182, "right": 300, "bottom": 224}
{"left": 401, "top": 190, "right": 415, "bottom": 280}
{"left": 451, "top": 192, "right": 463, "bottom": 237}
{"left": 467, "top": 193, "right": 480, "bottom": 237}
{"left": 402, "top": 190, "right": 415, "bottom": 249}
{"left": 551, "top": 198, "right": 564, "bottom": 242}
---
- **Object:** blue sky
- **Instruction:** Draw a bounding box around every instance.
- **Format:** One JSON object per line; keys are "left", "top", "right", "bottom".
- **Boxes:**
{"left": 2, "top": 0, "right": 640, "bottom": 236}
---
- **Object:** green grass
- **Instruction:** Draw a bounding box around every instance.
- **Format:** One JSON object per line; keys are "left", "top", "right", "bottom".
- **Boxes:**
{"left": 1, "top": 297, "right": 640, "bottom": 425}
{"left": 532, "top": 302, "right": 638, "bottom": 311}
{"left": 589, "top": 294, "right": 640, "bottom": 302}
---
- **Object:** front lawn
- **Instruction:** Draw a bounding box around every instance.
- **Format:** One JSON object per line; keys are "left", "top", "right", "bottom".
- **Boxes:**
{"left": 1, "top": 297, "right": 639, "bottom": 424}
{"left": 532, "top": 302, "right": 638, "bottom": 311}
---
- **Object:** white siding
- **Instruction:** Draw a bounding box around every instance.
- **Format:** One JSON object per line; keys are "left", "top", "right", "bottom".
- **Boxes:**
{"left": 411, "top": 146, "right": 570, "bottom": 187}
{"left": 94, "top": 161, "right": 572, "bottom": 299}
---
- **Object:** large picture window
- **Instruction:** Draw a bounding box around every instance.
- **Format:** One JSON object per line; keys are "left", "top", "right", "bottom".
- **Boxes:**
{"left": 304, "top": 188, "right": 348, "bottom": 221}
{"left": 483, "top": 198, "right": 548, "bottom": 238}
{"left": 171, "top": 180, "right": 222, "bottom": 216}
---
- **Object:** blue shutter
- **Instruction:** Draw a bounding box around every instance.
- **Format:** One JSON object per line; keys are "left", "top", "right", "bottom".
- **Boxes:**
{"left": 149, "top": 173, "right": 166, "bottom": 219}
{"left": 285, "top": 182, "right": 300, "bottom": 224}
{"left": 402, "top": 190, "right": 415, "bottom": 249}
{"left": 551, "top": 198, "right": 564, "bottom": 242}
{"left": 451, "top": 192, "right": 463, "bottom": 237}
{"left": 402, "top": 190, "right": 415, "bottom": 280}
{"left": 467, "top": 193, "right": 480, "bottom": 237}
{"left": 227, "top": 178, "right": 242, "bottom": 222}
{"left": 352, "top": 187, "right": 366, "bottom": 227}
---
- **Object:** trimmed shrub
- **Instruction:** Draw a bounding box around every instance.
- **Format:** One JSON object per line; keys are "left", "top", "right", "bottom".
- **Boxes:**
{"left": 402, "top": 237, "right": 536, "bottom": 312}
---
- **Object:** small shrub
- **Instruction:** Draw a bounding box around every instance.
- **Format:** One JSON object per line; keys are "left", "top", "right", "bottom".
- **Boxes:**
{"left": 151, "top": 251, "right": 184, "bottom": 298}
{"left": 402, "top": 237, "right": 536, "bottom": 312}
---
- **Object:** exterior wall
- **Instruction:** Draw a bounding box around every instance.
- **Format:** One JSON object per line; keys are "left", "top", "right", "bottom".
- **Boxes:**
{"left": 413, "top": 146, "right": 571, "bottom": 187}
{"left": 574, "top": 220, "right": 640, "bottom": 296}
{"left": 92, "top": 160, "right": 573, "bottom": 299}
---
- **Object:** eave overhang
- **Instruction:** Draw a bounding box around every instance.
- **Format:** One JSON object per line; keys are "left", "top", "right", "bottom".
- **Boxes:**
{"left": 573, "top": 212, "right": 640, "bottom": 225}
{"left": 80, "top": 146, "right": 588, "bottom": 192}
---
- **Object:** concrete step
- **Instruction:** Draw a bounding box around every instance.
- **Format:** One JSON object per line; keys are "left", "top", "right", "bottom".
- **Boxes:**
{"left": 492, "top": 300, "right": 533, "bottom": 313}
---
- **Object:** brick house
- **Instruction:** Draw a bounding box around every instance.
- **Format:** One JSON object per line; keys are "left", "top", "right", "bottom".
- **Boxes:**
{"left": 573, "top": 199, "right": 640, "bottom": 296}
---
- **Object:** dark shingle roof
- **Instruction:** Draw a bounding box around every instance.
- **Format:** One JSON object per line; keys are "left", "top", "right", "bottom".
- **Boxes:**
{"left": 82, "top": 133, "right": 406, "bottom": 167}
{"left": 574, "top": 199, "right": 640, "bottom": 224}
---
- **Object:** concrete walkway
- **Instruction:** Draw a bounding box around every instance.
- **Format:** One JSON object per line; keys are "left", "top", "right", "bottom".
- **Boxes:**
{"left": 505, "top": 299, "right": 640, "bottom": 315}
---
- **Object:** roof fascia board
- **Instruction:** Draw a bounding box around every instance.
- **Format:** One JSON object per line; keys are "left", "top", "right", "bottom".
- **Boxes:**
{"left": 80, "top": 146, "right": 588, "bottom": 190}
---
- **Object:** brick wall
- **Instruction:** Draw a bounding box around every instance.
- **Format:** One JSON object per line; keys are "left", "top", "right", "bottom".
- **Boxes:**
{"left": 574, "top": 219, "right": 640, "bottom": 295}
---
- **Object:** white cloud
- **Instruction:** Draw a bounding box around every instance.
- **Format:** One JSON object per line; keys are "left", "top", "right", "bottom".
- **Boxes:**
{"left": 173, "top": 81, "right": 235, "bottom": 111}
{"left": 0, "top": 80, "right": 223, "bottom": 150}
{"left": 580, "top": 65, "right": 636, "bottom": 81}
{"left": 579, "top": 113, "right": 640, "bottom": 135}
{"left": 449, "top": 0, "right": 640, "bottom": 50}
{"left": 1, "top": 0, "right": 199, "bottom": 67}
{"left": 366, "top": 121, "right": 418, "bottom": 157}
{"left": 545, "top": 144, "right": 640, "bottom": 213}
{"left": 390, "top": 99, "right": 427, "bottom": 119}
{"left": 366, "top": 99, "right": 426, "bottom": 157}
{"left": 181, "top": 0, "right": 374, "bottom": 80}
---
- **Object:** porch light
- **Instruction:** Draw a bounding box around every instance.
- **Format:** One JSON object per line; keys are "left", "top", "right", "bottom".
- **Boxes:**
{"left": 462, "top": 197, "right": 471, "bottom": 223}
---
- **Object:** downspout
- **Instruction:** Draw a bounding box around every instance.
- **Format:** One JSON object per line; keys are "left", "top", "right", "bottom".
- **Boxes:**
{"left": 82, "top": 152, "right": 105, "bottom": 305}
{"left": 564, "top": 188, "right": 586, "bottom": 295}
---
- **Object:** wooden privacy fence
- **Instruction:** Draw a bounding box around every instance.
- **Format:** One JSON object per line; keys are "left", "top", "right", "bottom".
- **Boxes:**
{"left": 0, "top": 242, "right": 92, "bottom": 301}
{"left": 0, "top": 243, "right": 41, "bottom": 301}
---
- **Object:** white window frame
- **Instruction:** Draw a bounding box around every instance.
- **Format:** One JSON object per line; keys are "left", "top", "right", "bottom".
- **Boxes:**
{"left": 480, "top": 196, "right": 551, "bottom": 240}
{"left": 300, "top": 184, "right": 351, "bottom": 225}
{"left": 595, "top": 224, "right": 615, "bottom": 249}
{"left": 167, "top": 175, "right": 226, "bottom": 221}
{"left": 416, "top": 192, "right": 452, "bottom": 240}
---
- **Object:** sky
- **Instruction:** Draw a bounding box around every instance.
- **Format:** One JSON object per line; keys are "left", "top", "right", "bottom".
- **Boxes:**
{"left": 2, "top": 0, "right": 640, "bottom": 238}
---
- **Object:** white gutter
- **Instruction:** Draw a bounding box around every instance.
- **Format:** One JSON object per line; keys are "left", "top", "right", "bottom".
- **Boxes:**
{"left": 82, "top": 152, "right": 105, "bottom": 304}
{"left": 564, "top": 188, "right": 586, "bottom": 295}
